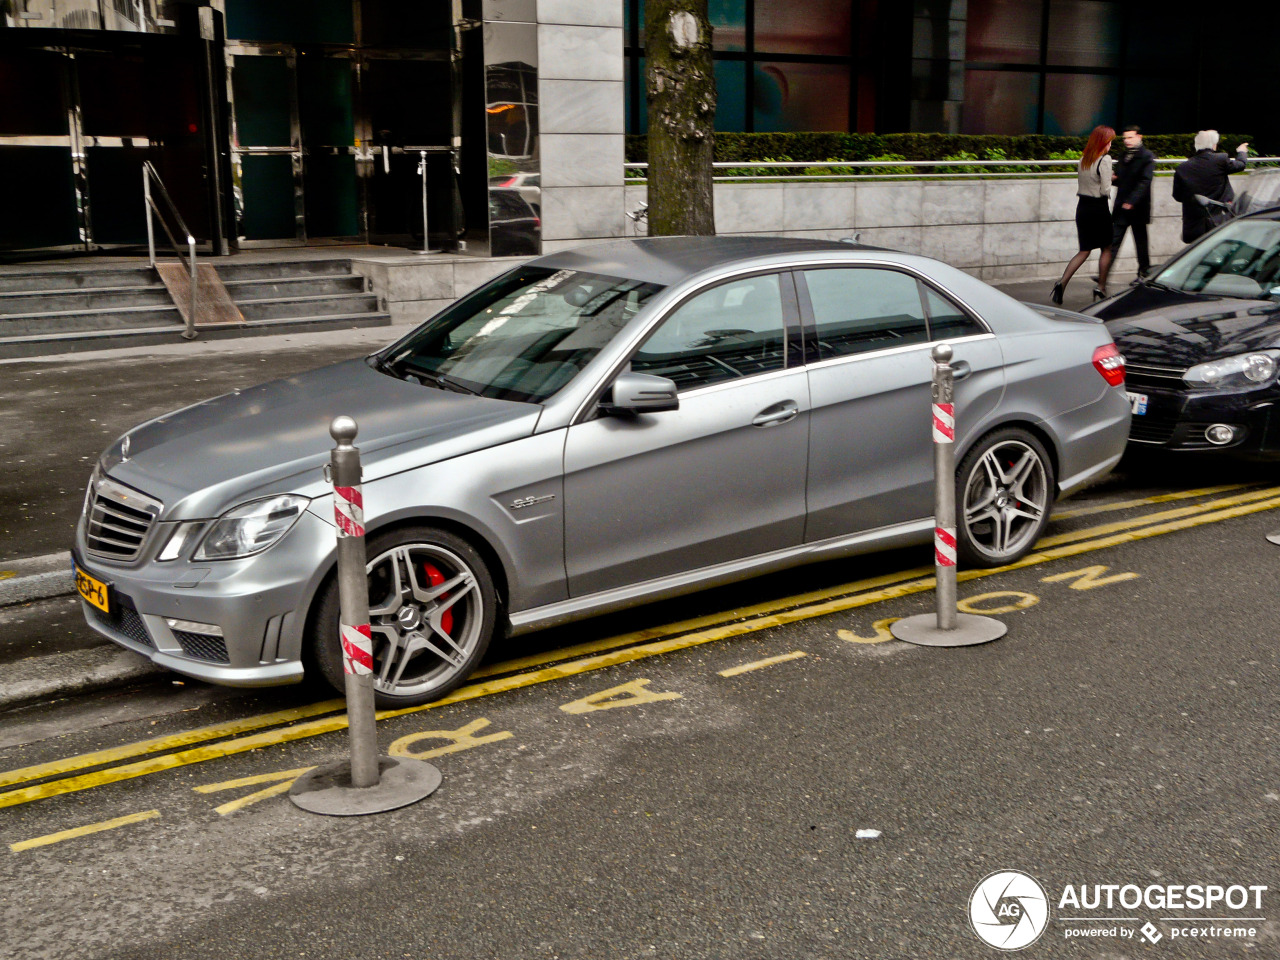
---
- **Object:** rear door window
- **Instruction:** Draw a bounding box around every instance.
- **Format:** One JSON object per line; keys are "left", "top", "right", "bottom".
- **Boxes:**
{"left": 801, "top": 268, "right": 931, "bottom": 359}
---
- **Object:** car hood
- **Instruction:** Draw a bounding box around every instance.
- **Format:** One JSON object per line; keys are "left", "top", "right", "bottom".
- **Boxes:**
{"left": 1092, "top": 284, "right": 1280, "bottom": 368}
{"left": 105, "top": 358, "right": 541, "bottom": 520}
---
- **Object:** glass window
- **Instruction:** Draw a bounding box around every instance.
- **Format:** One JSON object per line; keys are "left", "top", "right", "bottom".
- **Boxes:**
{"left": 381, "top": 269, "right": 665, "bottom": 403}
{"left": 1154, "top": 221, "right": 1280, "bottom": 300}
{"left": 924, "top": 288, "right": 985, "bottom": 340}
{"left": 754, "top": 0, "right": 850, "bottom": 57}
{"left": 634, "top": 275, "right": 788, "bottom": 390}
{"left": 1043, "top": 73, "right": 1117, "bottom": 136}
{"left": 1046, "top": 0, "right": 1120, "bottom": 68}
{"left": 803, "top": 269, "right": 930, "bottom": 359}
{"left": 225, "top": 0, "right": 353, "bottom": 44}
{"left": 709, "top": 0, "right": 747, "bottom": 52}
{"left": 961, "top": 70, "right": 1039, "bottom": 135}
{"left": 966, "top": 0, "right": 1043, "bottom": 64}
{"left": 753, "top": 62, "right": 850, "bottom": 133}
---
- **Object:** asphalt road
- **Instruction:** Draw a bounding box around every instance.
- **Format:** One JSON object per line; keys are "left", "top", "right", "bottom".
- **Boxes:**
{"left": 2, "top": 283, "right": 1278, "bottom": 959}
{"left": 1, "top": 493, "right": 1278, "bottom": 959}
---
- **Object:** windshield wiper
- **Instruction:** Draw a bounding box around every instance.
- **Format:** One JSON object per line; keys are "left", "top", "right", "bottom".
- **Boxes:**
{"left": 422, "top": 371, "right": 479, "bottom": 395}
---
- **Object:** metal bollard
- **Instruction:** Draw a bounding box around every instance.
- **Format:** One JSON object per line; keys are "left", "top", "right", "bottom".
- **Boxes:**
{"left": 891, "top": 344, "right": 1007, "bottom": 647}
{"left": 413, "top": 150, "right": 440, "bottom": 255}
{"left": 290, "top": 417, "right": 443, "bottom": 816}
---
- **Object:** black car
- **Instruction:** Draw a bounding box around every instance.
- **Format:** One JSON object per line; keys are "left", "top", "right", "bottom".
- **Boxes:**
{"left": 1085, "top": 196, "right": 1280, "bottom": 458}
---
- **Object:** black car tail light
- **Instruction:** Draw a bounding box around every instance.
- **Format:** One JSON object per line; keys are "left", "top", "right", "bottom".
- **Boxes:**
{"left": 1092, "top": 343, "right": 1125, "bottom": 386}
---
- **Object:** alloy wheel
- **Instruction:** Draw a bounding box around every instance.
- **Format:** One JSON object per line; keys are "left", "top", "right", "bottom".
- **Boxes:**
{"left": 961, "top": 439, "right": 1049, "bottom": 562}
{"left": 364, "top": 542, "right": 484, "bottom": 698}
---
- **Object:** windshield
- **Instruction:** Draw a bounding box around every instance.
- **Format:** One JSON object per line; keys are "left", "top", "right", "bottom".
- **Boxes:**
{"left": 376, "top": 267, "right": 665, "bottom": 403}
{"left": 1155, "top": 219, "right": 1280, "bottom": 300}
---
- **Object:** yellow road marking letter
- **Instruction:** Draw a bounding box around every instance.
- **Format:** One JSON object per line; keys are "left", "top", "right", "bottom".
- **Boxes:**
{"left": 718, "top": 651, "right": 808, "bottom": 677}
{"left": 837, "top": 617, "right": 900, "bottom": 644}
{"left": 957, "top": 591, "right": 1040, "bottom": 615}
{"left": 1040, "top": 565, "right": 1140, "bottom": 591}
{"left": 390, "top": 718, "right": 513, "bottom": 760}
{"left": 560, "top": 679, "right": 682, "bottom": 714}
{"left": 194, "top": 767, "right": 317, "bottom": 816}
{"left": 10, "top": 809, "right": 160, "bottom": 852}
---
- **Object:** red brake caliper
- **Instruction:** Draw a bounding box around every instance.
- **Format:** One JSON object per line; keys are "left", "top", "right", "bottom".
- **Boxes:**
{"left": 422, "top": 562, "right": 453, "bottom": 635}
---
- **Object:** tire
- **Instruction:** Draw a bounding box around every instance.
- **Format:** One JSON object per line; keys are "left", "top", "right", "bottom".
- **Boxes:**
{"left": 310, "top": 525, "right": 498, "bottom": 708}
{"left": 955, "top": 427, "right": 1055, "bottom": 568}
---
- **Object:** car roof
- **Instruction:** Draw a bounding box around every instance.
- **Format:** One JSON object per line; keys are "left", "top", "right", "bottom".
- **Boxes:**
{"left": 530, "top": 235, "right": 884, "bottom": 287}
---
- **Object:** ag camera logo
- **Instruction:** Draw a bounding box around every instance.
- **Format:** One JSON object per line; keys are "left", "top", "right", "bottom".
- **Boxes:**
{"left": 969, "top": 870, "right": 1050, "bottom": 950}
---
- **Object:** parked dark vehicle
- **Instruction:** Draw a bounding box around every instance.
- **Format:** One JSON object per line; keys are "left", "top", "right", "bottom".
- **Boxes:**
{"left": 1085, "top": 194, "right": 1280, "bottom": 458}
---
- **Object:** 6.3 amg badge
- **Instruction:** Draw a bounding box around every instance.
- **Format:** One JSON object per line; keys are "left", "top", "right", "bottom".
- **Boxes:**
{"left": 970, "top": 870, "right": 1050, "bottom": 950}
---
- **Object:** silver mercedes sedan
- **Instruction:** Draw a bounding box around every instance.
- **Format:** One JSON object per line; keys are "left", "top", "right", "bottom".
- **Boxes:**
{"left": 74, "top": 237, "right": 1130, "bottom": 706}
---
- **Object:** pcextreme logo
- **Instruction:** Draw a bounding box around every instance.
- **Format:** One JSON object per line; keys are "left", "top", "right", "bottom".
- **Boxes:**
{"left": 969, "top": 870, "right": 1051, "bottom": 950}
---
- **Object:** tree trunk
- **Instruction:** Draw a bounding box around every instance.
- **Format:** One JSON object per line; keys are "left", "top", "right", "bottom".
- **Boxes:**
{"left": 644, "top": 0, "right": 716, "bottom": 236}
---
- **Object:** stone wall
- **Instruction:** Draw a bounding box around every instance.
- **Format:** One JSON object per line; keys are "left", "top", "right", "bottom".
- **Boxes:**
{"left": 622, "top": 176, "right": 1212, "bottom": 282}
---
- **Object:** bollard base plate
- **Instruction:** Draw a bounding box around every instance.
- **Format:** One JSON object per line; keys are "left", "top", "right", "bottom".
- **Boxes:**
{"left": 890, "top": 612, "right": 1007, "bottom": 647}
{"left": 289, "top": 756, "right": 442, "bottom": 816}
{"left": 1267, "top": 530, "right": 1280, "bottom": 545}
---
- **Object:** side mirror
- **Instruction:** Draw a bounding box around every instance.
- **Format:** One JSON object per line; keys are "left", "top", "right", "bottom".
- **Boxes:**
{"left": 599, "top": 371, "right": 679, "bottom": 416}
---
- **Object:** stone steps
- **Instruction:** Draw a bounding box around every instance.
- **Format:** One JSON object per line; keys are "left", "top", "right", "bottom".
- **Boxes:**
{"left": 0, "top": 258, "right": 390, "bottom": 358}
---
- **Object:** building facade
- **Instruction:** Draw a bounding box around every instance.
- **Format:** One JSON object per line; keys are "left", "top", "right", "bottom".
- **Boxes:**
{"left": 2, "top": 0, "right": 1275, "bottom": 259}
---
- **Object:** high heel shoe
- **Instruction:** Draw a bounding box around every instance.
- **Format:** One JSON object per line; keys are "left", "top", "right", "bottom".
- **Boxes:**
{"left": 1092, "top": 286, "right": 1106, "bottom": 302}
{"left": 1050, "top": 282, "right": 1064, "bottom": 306}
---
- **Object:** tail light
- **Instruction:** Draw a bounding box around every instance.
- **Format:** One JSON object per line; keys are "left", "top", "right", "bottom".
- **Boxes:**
{"left": 1092, "top": 343, "right": 1125, "bottom": 386}
{"left": 494, "top": 176, "right": 517, "bottom": 187}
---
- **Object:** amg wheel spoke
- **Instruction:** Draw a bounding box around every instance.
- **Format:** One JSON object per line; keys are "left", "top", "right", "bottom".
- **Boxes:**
{"left": 994, "top": 510, "right": 1015, "bottom": 554}
{"left": 411, "top": 569, "right": 473, "bottom": 605}
{"left": 431, "top": 574, "right": 477, "bottom": 614}
{"left": 367, "top": 550, "right": 409, "bottom": 617}
{"left": 370, "top": 624, "right": 402, "bottom": 684}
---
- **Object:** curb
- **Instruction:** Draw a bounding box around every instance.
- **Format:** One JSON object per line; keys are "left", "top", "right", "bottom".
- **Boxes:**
{"left": 0, "top": 552, "right": 74, "bottom": 607}
{"left": 0, "top": 645, "right": 166, "bottom": 713}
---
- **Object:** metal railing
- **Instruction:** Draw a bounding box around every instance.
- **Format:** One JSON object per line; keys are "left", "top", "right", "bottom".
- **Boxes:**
{"left": 624, "top": 157, "right": 1280, "bottom": 183}
{"left": 142, "top": 161, "right": 198, "bottom": 340}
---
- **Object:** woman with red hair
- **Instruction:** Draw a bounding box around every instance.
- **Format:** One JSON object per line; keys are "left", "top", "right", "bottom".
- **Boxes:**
{"left": 1051, "top": 125, "right": 1116, "bottom": 304}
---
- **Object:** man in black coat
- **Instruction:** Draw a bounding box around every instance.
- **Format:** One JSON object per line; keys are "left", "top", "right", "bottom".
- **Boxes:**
{"left": 1110, "top": 125, "right": 1156, "bottom": 278}
{"left": 1172, "top": 130, "right": 1250, "bottom": 243}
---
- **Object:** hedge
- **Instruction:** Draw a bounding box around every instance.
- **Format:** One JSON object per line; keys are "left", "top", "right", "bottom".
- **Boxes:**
{"left": 625, "top": 132, "right": 1259, "bottom": 165}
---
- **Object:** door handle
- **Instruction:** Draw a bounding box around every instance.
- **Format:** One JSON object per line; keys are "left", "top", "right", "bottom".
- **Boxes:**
{"left": 752, "top": 401, "right": 799, "bottom": 427}
{"left": 951, "top": 360, "right": 972, "bottom": 381}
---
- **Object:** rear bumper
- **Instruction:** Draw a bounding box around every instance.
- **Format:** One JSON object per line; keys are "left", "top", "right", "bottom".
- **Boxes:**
{"left": 1045, "top": 386, "right": 1132, "bottom": 497}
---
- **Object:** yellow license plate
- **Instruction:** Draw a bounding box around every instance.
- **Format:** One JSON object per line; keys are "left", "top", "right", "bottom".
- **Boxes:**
{"left": 75, "top": 564, "right": 110, "bottom": 614}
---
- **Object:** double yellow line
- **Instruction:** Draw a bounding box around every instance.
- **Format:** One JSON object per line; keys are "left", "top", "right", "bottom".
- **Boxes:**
{"left": 1, "top": 483, "right": 1276, "bottom": 813}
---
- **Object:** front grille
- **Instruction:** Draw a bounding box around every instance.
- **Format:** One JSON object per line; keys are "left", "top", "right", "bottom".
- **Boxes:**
{"left": 1124, "top": 363, "right": 1187, "bottom": 393}
{"left": 172, "top": 630, "right": 230, "bottom": 664}
{"left": 88, "top": 601, "right": 153, "bottom": 649}
{"left": 85, "top": 477, "right": 162, "bottom": 561}
{"left": 1129, "top": 414, "right": 1178, "bottom": 444}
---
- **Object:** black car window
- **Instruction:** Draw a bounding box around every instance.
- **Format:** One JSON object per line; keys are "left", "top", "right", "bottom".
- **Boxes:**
{"left": 802, "top": 267, "right": 930, "bottom": 359}
{"left": 632, "top": 274, "right": 787, "bottom": 390}
{"left": 1156, "top": 220, "right": 1280, "bottom": 299}
{"left": 921, "top": 285, "right": 986, "bottom": 339}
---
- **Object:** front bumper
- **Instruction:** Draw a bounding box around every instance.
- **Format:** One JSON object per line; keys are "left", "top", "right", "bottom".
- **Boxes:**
{"left": 74, "top": 509, "right": 336, "bottom": 687}
{"left": 1124, "top": 380, "right": 1279, "bottom": 458}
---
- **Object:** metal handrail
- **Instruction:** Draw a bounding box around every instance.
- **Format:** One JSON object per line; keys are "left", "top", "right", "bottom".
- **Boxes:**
{"left": 624, "top": 157, "right": 1280, "bottom": 182}
{"left": 142, "top": 162, "right": 197, "bottom": 340}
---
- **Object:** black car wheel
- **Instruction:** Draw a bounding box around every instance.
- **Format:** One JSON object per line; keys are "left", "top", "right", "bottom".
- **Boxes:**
{"left": 312, "top": 526, "right": 497, "bottom": 708}
{"left": 956, "top": 428, "right": 1054, "bottom": 567}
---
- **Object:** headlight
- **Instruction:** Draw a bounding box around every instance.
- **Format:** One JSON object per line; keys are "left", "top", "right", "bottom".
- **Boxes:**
{"left": 1183, "top": 351, "right": 1280, "bottom": 386}
{"left": 193, "top": 495, "right": 310, "bottom": 561}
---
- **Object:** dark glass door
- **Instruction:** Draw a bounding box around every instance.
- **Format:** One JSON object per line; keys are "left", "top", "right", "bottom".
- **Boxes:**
{"left": 362, "top": 56, "right": 456, "bottom": 246}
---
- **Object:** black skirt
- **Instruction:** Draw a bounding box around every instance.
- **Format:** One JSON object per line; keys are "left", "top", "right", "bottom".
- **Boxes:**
{"left": 1075, "top": 195, "right": 1113, "bottom": 251}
